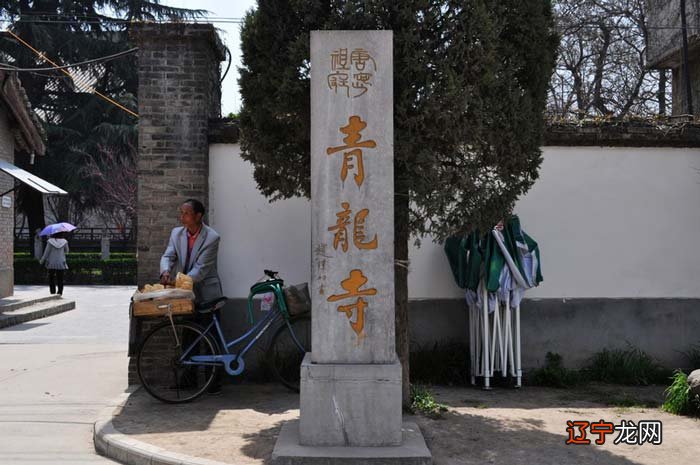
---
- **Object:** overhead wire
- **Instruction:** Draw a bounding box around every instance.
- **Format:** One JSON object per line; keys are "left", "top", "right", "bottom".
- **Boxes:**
{"left": 0, "top": 15, "right": 694, "bottom": 30}
{"left": 0, "top": 17, "right": 245, "bottom": 24}
{"left": 3, "top": 29, "right": 138, "bottom": 118}
{"left": 0, "top": 47, "right": 138, "bottom": 72}
{"left": 0, "top": 11, "right": 245, "bottom": 20}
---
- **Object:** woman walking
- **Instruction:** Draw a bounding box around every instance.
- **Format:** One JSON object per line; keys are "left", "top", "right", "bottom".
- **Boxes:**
{"left": 39, "top": 233, "right": 69, "bottom": 295}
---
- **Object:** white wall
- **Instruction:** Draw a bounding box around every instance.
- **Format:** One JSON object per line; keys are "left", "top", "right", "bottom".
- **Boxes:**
{"left": 209, "top": 144, "right": 311, "bottom": 298}
{"left": 210, "top": 144, "right": 700, "bottom": 299}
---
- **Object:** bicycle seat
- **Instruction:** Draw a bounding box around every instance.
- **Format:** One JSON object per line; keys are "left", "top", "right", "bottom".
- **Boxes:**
{"left": 195, "top": 296, "right": 228, "bottom": 313}
{"left": 264, "top": 269, "right": 279, "bottom": 279}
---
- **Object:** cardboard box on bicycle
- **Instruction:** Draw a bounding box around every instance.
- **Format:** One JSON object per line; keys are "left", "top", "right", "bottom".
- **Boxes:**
{"left": 132, "top": 287, "right": 195, "bottom": 317}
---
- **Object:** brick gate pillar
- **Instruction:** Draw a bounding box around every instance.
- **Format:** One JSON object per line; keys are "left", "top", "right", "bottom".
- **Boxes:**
{"left": 130, "top": 23, "right": 225, "bottom": 288}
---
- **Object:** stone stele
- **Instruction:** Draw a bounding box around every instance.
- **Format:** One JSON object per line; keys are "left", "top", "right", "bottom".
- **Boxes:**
{"left": 305, "top": 28, "right": 400, "bottom": 449}
{"left": 277, "top": 30, "right": 428, "bottom": 465}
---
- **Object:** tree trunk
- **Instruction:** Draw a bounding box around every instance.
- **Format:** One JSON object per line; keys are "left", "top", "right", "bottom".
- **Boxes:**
{"left": 592, "top": 24, "right": 611, "bottom": 115}
{"left": 659, "top": 69, "right": 667, "bottom": 116}
{"left": 394, "top": 184, "right": 410, "bottom": 408}
{"left": 572, "top": 70, "right": 586, "bottom": 120}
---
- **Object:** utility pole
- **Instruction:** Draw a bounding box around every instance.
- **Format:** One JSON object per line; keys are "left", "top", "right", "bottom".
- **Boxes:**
{"left": 680, "top": 0, "right": 694, "bottom": 115}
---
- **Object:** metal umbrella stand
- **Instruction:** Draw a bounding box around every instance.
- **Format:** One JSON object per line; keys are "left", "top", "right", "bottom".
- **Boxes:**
{"left": 448, "top": 216, "right": 541, "bottom": 390}
{"left": 468, "top": 280, "right": 522, "bottom": 389}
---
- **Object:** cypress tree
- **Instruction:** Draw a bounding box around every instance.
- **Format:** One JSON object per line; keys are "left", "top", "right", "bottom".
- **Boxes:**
{"left": 239, "top": 0, "right": 557, "bottom": 404}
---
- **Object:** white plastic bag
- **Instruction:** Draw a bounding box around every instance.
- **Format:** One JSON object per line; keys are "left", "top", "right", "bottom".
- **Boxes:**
{"left": 255, "top": 292, "right": 275, "bottom": 312}
{"left": 133, "top": 288, "right": 195, "bottom": 302}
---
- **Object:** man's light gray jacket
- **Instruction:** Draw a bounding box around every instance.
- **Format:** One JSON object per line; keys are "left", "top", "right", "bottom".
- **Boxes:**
{"left": 160, "top": 224, "right": 223, "bottom": 303}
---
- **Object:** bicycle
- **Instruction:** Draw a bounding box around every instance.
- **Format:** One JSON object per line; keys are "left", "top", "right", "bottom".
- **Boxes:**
{"left": 137, "top": 269, "right": 311, "bottom": 403}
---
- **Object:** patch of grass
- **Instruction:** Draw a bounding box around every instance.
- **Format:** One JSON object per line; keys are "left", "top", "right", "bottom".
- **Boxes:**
{"left": 603, "top": 394, "right": 659, "bottom": 409}
{"left": 410, "top": 342, "right": 470, "bottom": 386}
{"left": 410, "top": 385, "right": 449, "bottom": 419}
{"left": 530, "top": 352, "right": 584, "bottom": 388}
{"left": 663, "top": 370, "right": 700, "bottom": 416}
{"left": 587, "top": 346, "right": 669, "bottom": 385}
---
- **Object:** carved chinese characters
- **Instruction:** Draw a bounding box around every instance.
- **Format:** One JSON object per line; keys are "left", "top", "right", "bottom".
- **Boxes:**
{"left": 327, "top": 48, "right": 377, "bottom": 98}
{"left": 326, "top": 116, "right": 376, "bottom": 187}
{"left": 327, "top": 269, "right": 377, "bottom": 336}
{"left": 327, "top": 202, "right": 378, "bottom": 253}
{"left": 324, "top": 59, "right": 379, "bottom": 337}
{"left": 325, "top": 116, "right": 379, "bottom": 337}
{"left": 310, "top": 30, "right": 395, "bottom": 363}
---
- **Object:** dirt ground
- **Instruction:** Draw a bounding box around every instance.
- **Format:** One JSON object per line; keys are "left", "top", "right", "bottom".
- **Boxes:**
{"left": 112, "top": 382, "right": 700, "bottom": 465}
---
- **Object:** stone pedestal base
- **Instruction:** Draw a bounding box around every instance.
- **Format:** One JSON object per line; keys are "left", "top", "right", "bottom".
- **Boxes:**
{"left": 299, "top": 354, "right": 402, "bottom": 446}
{"left": 272, "top": 420, "right": 432, "bottom": 465}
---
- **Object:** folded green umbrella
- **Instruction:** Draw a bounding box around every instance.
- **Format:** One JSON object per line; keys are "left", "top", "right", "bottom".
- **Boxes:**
{"left": 503, "top": 215, "right": 543, "bottom": 288}
{"left": 444, "top": 215, "right": 542, "bottom": 292}
{"left": 444, "top": 235, "right": 468, "bottom": 289}
{"left": 444, "top": 230, "right": 487, "bottom": 291}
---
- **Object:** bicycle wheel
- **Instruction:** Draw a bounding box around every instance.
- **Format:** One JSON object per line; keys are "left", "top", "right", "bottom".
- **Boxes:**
{"left": 267, "top": 314, "right": 311, "bottom": 392}
{"left": 137, "top": 321, "right": 219, "bottom": 403}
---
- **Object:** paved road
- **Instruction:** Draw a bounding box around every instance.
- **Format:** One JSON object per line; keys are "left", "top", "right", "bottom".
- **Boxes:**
{"left": 0, "top": 285, "right": 132, "bottom": 465}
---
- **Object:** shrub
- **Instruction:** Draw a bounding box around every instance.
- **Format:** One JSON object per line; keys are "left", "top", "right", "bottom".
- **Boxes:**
{"left": 14, "top": 253, "right": 136, "bottom": 285}
{"left": 410, "top": 385, "right": 448, "bottom": 419}
{"left": 530, "top": 352, "right": 583, "bottom": 388}
{"left": 587, "top": 346, "right": 669, "bottom": 385}
{"left": 663, "top": 370, "right": 700, "bottom": 416}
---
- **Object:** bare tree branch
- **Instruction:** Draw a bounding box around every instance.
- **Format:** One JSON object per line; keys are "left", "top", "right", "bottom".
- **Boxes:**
{"left": 549, "top": 0, "right": 670, "bottom": 119}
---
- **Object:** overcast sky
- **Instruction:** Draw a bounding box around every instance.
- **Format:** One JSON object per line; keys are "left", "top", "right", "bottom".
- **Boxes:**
{"left": 160, "top": 0, "right": 257, "bottom": 115}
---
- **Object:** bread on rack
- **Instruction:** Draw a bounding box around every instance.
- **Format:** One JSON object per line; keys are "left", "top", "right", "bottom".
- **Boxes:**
{"left": 142, "top": 283, "right": 165, "bottom": 293}
{"left": 175, "top": 272, "right": 194, "bottom": 290}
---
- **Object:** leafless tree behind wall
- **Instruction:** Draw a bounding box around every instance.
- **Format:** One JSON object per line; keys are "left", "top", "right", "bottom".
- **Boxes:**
{"left": 549, "top": 0, "right": 670, "bottom": 119}
{"left": 81, "top": 145, "right": 137, "bottom": 241}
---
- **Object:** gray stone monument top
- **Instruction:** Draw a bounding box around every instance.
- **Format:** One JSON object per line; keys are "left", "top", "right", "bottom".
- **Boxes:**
{"left": 310, "top": 30, "right": 395, "bottom": 365}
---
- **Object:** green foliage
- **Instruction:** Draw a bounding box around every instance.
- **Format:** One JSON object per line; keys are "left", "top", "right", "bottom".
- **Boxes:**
{"left": 530, "top": 352, "right": 583, "bottom": 388}
{"left": 663, "top": 370, "right": 700, "bottom": 416}
{"left": 14, "top": 254, "right": 136, "bottom": 285}
{"left": 409, "top": 384, "right": 448, "bottom": 418}
{"left": 587, "top": 346, "right": 669, "bottom": 386}
{"left": 238, "top": 0, "right": 558, "bottom": 238}
{"left": 410, "top": 342, "right": 470, "bottom": 386}
{"left": 531, "top": 347, "right": 673, "bottom": 388}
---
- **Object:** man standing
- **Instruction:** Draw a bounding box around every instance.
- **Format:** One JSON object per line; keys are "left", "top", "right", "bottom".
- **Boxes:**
{"left": 160, "top": 199, "right": 223, "bottom": 303}
{"left": 159, "top": 199, "right": 223, "bottom": 394}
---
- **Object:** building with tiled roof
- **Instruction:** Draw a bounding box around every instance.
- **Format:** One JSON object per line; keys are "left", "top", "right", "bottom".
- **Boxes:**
{"left": 0, "top": 69, "right": 47, "bottom": 297}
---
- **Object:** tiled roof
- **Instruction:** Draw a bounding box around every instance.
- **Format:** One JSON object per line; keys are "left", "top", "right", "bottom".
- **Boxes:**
{"left": 0, "top": 68, "right": 45, "bottom": 155}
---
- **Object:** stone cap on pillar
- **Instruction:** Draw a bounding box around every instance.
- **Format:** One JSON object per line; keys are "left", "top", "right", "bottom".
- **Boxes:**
{"left": 128, "top": 22, "right": 226, "bottom": 62}
{"left": 208, "top": 117, "right": 240, "bottom": 144}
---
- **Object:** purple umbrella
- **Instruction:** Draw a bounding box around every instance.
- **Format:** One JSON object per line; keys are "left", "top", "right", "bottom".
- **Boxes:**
{"left": 39, "top": 222, "right": 77, "bottom": 237}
